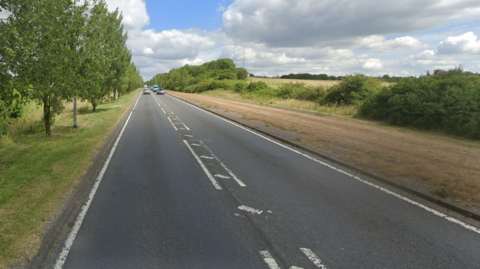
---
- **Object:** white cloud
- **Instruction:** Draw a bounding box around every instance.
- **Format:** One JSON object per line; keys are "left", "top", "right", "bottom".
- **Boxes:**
{"left": 128, "top": 29, "right": 216, "bottom": 60}
{"left": 362, "top": 59, "right": 383, "bottom": 69}
{"left": 357, "top": 35, "right": 425, "bottom": 52}
{"left": 222, "top": 0, "right": 480, "bottom": 47}
{"left": 437, "top": 32, "right": 480, "bottom": 54}
{"left": 105, "top": 0, "right": 149, "bottom": 34}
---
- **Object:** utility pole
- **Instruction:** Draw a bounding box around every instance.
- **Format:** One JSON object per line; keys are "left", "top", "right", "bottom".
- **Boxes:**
{"left": 243, "top": 50, "right": 245, "bottom": 69}
{"left": 73, "top": 95, "right": 77, "bottom": 128}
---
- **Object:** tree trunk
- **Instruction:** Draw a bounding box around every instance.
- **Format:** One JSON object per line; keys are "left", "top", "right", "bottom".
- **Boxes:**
{"left": 43, "top": 96, "right": 51, "bottom": 137}
{"left": 92, "top": 103, "right": 96, "bottom": 112}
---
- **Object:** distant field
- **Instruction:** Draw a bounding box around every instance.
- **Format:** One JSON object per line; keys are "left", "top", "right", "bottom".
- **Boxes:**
{"left": 248, "top": 77, "right": 340, "bottom": 88}
{"left": 248, "top": 77, "right": 394, "bottom": 88}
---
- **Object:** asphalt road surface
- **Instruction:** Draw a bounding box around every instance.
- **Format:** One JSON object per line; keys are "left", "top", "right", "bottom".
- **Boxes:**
{"left": 54, "top": 92, "right": 480, "bottom": 268}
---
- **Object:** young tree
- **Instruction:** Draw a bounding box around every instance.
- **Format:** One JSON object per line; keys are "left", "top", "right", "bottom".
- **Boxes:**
{"left": 0, "top": 0, "right": 87, "bottom": 136}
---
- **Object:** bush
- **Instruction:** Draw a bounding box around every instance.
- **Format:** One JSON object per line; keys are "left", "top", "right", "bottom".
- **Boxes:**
{"left": 218, "top": 70, "right": 237, "bottom": 80}
{"left": 359, "top": 67, "right": 480, "bottom": 139}
{"left": 322, "top": 74, "right": 381, "bottom": 105}
{"left": 236, "top": 68, "right": 248, "bottom": 80}
{"left": 234, "top": 81, "right": 247, "bottom": 93}
{"left": 194, "top": 80, "right": 231, "bottom": 93}
{"left": 246, "top": 81, "right": 268, "bottom": 92}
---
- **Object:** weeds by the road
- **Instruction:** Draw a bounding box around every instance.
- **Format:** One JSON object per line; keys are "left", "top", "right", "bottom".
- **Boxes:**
{"left": 0, "top": 90, "right": 141, "bottom": 268}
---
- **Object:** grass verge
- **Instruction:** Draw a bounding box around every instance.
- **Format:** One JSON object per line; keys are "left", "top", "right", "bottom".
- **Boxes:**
{"left": 0, "top": 89, "right": 141, "bottom": 268}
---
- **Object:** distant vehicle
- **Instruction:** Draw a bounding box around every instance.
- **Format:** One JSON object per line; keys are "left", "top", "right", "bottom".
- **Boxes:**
{"left": 153, "top": 85, "right": 159, "bottom": 92}
{"left": 143, "top": 88, "right": 150, "bottom": 94}
{"left": 156, "top": 88, "right": 165, "bottom": 95}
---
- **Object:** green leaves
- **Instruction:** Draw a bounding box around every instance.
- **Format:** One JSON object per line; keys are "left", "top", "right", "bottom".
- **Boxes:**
{"left": 0, "top": 0, "right": 142, "bottom": 136}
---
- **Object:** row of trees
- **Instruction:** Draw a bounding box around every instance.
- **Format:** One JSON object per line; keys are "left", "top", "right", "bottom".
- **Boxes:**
{"left": 146, "top": 59, "right": 248, "bottom": 92}
{"left": 0, "top": 0, "right": 143, "bottom": 137}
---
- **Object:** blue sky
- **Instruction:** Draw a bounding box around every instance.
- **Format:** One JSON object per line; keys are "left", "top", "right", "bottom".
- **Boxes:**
{"left": 95, "top": 0, "right": 480, "bottom": 80}
{"left": 143, "top": 0, "right": 226, "bottom": 31}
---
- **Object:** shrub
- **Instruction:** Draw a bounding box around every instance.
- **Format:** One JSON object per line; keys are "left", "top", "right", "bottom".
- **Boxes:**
{"left": 246, "top": 81, "right": 268, "bottom": 92}
{"left": 322, "top": 74, "right": 381, "bottom": 105}
{"left": 194, "top": 80, "right": 231, "bottom": 93}
{"left": 236, "top": 68, "right": 248, "bottom": 80}
{"left": 234, "top": 81, "right": 247, "bottom": 93}
{"left": 291, "top": 85, "right": 327, "bottom": 102}
{"left": 359, "top": 67, "right": 480, "bottom": 139}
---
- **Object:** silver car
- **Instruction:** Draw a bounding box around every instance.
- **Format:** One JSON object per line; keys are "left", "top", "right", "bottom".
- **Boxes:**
{"left": 143, "top": 88, "right": 150, "bottom": 94}
{"left": 156, "top": 88, "right": 165, "bottom": 95}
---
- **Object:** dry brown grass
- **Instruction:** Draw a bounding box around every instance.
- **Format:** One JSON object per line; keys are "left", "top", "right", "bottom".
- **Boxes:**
{"left": 168, "top": 91, "right": 480, "bottom": 211}
{"left": 248, "top": 77, "right": 339, "bottom": 88}
{"left": 248, "top": 77, "right": 394, "bottom": 88}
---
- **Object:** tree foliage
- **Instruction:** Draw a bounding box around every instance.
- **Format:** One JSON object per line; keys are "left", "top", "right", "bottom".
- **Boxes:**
{"left": 145, "top": 58, "right": 247, "bottom": 93}
{"left": 0, "top": 0, "right": 143, "bottom": 136}
{"left": 359, "top": 67, "right": 480, "bottom": 139}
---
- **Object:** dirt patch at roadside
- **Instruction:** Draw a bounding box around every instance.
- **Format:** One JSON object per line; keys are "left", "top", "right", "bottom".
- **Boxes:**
{"left": 168, "top": 91, "right": 480, "bottom": 213}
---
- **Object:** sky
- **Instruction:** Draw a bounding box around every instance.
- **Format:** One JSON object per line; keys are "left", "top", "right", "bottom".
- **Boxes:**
{"left": 2, "top": 0, "right": 480, "bottom": 80}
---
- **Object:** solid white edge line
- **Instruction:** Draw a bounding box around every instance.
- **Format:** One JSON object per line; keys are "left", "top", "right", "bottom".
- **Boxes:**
{"left": 167, "top": 95, "right": 480, "bottom": 235}
{"left": 199, "top": 140, "right": 246, "bottom": 187}
{"left": 260, "top": 251, "right": 281, "bottom": 269}
{"left": 54, "top": 110, "right": 134, "bottom": 269}
{"left": 183, "top": 140, "right": 222, "bottom": 190}
{"left": 167, "top": 117, "right": 178, "bottom": 131}
{"left": 132, "top": 91, "right": 142, "bottom": 110}
{"left": 300, "top": 248, "right": 328, "bottom": 269}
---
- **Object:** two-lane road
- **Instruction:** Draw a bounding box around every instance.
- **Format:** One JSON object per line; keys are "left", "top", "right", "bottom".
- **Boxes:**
{"left": 53, "top": 92, "right": 480, "bottom": 268}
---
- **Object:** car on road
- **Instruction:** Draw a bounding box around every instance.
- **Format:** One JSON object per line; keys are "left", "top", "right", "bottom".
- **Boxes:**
{"left": 143, "top": 88, "right": 150, "bottom": 94}
{"left": 156, "top": 88, "right": 165, "bottom": 95}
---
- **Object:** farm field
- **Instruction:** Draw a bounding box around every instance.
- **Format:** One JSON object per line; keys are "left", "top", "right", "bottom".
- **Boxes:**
{"left": 248, "top": 77, "right": 340, "bottom": 88}
{"left": 167, "top": 90, "right": 480, "bottom": 213}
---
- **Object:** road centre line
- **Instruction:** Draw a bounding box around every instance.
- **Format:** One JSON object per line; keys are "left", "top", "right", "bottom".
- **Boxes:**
{"left": 161, "top": 108, "right": 166, "bottom": 114}
{"left": 300, "top": 248, "right": 328, "bottom": 269}
{"left": 183, "top": 140, "right": 222, "bottom": 190}
{"left": 199, "top": 140, "right": 246, "bottom": 187}
{"left": 167, "top": 117, "right": 178, "bottom": 131}
{"left": 54, "top": 109, "right": 135, "bottom": 268}
{"left": 260, "top": 251, "right": 281, "bottom": 269}
{"left": 168, "top": 95, "right": 480, "bottom": 235}
{"left": 201, "top": 156, "right": 215, "bottom": 160}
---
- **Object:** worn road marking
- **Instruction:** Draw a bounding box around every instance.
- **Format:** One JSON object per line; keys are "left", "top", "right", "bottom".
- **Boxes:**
{"left": 160, "top": 107, "right": 166, "bottom": 114}
{"left": 184, "top": 135, "right": 193, "bottom": 137}
{"left": 300, "top": 248, "right": 328, "bottom": 269}
{"left": 238, "top": 205, "right": 263, "bottom": 215}
{"left": 201, "top": 156, "right": 215, "bottom": 160}
{"left": 167, "top": 117, "right": 178, "bottom": 131}
{"left": 289, "top": 267, "right": 304, "bottom": 269}
{"left": 199, "top": 140, "right": 246, "bottom": 187}
{"left": 169, "top": 95, "right": 480, "bottom": 235}
{"left": 214, "top": 174, "right": 231, "bottom": 179}
{"left": 183, "top": 140, "right": 222, "bottom": 190}
{"left": 190, "top": 143, "right": 201, "bottom": 147}
{"left": 260, "top": 251, "right": 281, "bottom": 269}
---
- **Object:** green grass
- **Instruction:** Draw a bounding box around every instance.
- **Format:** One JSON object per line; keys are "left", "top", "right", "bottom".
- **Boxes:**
{"left": 0, "top": 89, "right": 141, "bottom": 268}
